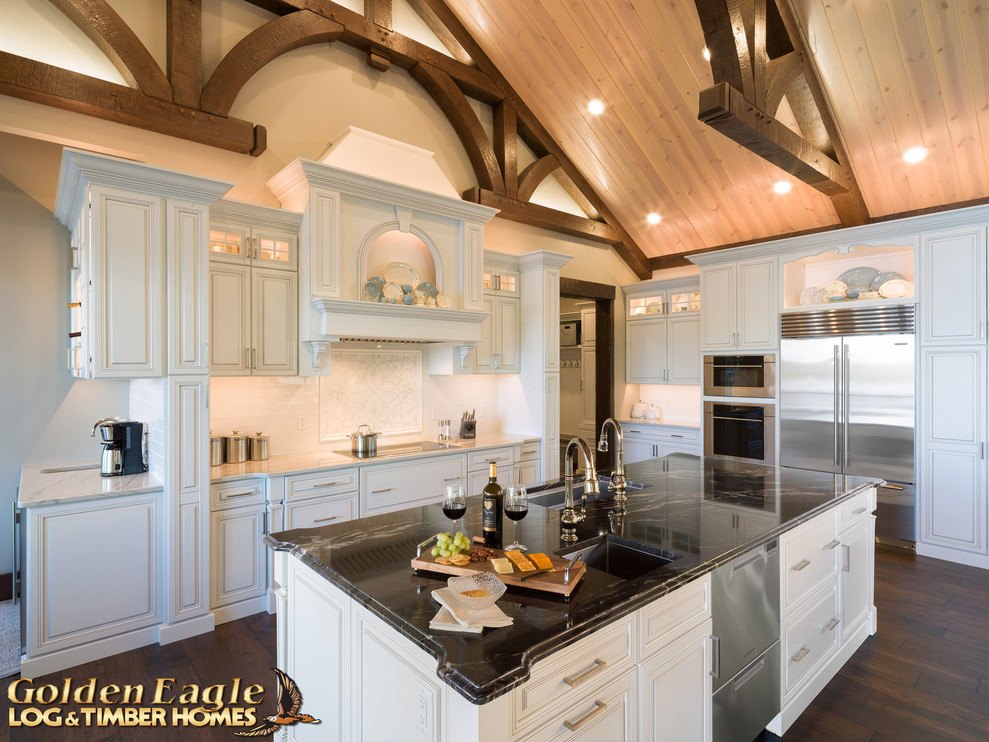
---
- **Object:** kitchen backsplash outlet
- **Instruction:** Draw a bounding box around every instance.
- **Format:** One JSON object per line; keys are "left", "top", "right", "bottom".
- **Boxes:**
{"left": 210, "top": 354, "right": 501, "bottom": 457}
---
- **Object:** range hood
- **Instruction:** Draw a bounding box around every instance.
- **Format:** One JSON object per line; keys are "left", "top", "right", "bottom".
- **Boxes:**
{"left": 311, "top": 297, "right": 486, "bottom": 343}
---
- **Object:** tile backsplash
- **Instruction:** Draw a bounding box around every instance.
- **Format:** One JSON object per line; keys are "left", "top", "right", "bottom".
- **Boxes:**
{"left": 129, "top": 378, "right": 165, "bottom": 478}
{"left": 210, "top": 350, "right": 501, "bottom": 457}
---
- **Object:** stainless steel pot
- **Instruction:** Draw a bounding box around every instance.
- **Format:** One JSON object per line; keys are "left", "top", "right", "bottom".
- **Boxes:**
{"left": 349, "top": 424, "right": 379, "bottom": 456}
{"left": 210, "top": 433, "right": 226, "bottom": 467}
{"left": 249, "top": 432, "right": 269, "bottom": 461}
{"left": 226, "top": 431, "right": 248, "bottom": 464}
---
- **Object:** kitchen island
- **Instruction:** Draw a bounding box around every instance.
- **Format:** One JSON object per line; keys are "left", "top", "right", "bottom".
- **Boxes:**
{"left": 265, "top": 454, "right": 880, "bottom": 741}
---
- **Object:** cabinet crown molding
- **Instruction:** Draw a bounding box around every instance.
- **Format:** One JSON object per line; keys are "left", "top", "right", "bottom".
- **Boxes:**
{"left": 209, "top": 198, "right": 302, "bottom": 232}
{"left": 517, "top": 249, "right": 574, "bottom": 271}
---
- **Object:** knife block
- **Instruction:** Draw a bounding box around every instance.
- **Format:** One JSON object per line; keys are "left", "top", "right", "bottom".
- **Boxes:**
{"left": 460, "top": 419, "right": 476, "bottom": 439}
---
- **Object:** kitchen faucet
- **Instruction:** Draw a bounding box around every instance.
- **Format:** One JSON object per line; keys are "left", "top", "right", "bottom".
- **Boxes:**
{"left": 560, "top": 437, "right": 599, "bottom": 544}
{"left": 597, "top": 417, "right": 628, "bottom": 507}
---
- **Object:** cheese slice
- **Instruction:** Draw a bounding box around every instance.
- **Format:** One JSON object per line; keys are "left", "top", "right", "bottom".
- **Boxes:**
{"left": 529, "top": 553, "right": 553, "bottom": 570}
{"left": 515, "top": 559, "right": 536, "bottom": 571}
{"left": 491, "top": 557, "right": 513, "bottom": 574}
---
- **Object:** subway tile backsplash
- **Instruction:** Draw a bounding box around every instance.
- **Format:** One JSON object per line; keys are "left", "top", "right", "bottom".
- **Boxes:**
{"left": 210, "top": 351, "right": 501, "bottom": 457}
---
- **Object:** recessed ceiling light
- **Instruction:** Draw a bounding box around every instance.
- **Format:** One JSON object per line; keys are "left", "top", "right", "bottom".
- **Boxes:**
{"left": 773, "top": 180, "right": 792, "bottom": 194}
{"left": 646, "top": 213, "right": 661, "bottom": 225}
{"left": 588, "top": 99, "right": 605, "bottom": 115}
{"left": 902, "top": 145, "right": 928, "bottom": 163}
{"left": 702, "top": 47, "right": 711, "bottom": 61}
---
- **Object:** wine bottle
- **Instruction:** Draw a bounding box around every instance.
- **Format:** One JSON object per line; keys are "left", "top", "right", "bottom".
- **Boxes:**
{"left": 481, "top": 461, "right": 503, "bottom": 547}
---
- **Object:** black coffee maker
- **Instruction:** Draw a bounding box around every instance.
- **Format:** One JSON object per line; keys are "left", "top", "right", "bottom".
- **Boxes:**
{"left": 92, "top": 419, "right": 147, "bottom": 477}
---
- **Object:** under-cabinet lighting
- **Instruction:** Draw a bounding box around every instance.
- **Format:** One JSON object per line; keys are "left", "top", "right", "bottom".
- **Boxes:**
{"left": 588, "top": 99, "right": 605, "bottom": 115}
{"left": 646, "top": 213, "right": 662, "bottom": 225}
{"left": 773, "top": 180, "right": 792, "bottom": 194}
{"left": 902, "top": 146, "right": 928, "bottom": 163}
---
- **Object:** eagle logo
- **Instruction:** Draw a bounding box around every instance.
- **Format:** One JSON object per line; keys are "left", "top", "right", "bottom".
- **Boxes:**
{"left": 234, "top": 668, "right": 320, "bottom": 737}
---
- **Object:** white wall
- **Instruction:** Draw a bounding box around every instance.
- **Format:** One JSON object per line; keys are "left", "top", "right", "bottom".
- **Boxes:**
{"left": 0, "top": 175, "right": 131, "bottom": 573}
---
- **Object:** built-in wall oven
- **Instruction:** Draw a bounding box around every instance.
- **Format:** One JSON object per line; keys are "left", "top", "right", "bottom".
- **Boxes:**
{"left": 704, "top": 354, "right": 776, "bottom": 398}
{"left": 704, "top": 401, "right": 776, "bottom": 465}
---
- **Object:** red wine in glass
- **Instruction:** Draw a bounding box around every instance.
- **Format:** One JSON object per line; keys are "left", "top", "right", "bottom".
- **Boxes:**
{"left": 443, "top": 504, "right": 467, "bottom": 520}
{"left": 504, "top": 486, "right": 528, "bottom": 551}
{"left": 505, "top": 506, "right": 527, "bottom": 521}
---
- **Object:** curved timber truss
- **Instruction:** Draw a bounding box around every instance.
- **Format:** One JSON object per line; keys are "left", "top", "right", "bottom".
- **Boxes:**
{"left": 0, "top": 0, "right": 650, "bottom": 278}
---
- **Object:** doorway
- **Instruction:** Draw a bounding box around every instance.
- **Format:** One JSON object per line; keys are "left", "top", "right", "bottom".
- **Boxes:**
{"left": 559, "top": 278, "right": 615, "bottom": 474}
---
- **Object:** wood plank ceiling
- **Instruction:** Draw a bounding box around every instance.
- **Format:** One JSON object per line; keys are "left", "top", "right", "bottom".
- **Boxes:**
{"left": 440, "top": 0, "right": 989, "bottom": 261}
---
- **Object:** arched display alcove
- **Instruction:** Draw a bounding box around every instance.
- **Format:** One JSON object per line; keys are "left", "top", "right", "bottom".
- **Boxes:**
{"left": 358, "top": 221, "right": 444, "bottom": 291}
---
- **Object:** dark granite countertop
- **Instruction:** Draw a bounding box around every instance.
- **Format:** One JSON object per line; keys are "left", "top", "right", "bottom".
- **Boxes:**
{"left": 265, "top": 455, "right": 880, "bottom": 705}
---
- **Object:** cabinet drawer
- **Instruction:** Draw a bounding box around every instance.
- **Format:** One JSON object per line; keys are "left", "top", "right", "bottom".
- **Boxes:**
{"left": 519, "top": 442, "right": 541, "bottom": 461}
{"left": 783, "top": 580, "right": 840, "bottom": 696}
{"left": 529, "top": 667, "right": 638, "bottom": 742}
{"left": 211, "top": 478, "right": 265, "bottom": 510}
{"left": 285, "top": 468, "right": 358, "bottom": 500}
{"left": 782, "top": 510, "right": 839, "bottom": 612}
{"left": 361, "top": 456, "right": 466, "bottom": 516}
{"left": 284, "top": 493, "right": 357, "bottom": 530}
{"left": 467, "top": 446, "right": 515, "bottom": 472}
{"left": 838, "top": 488, "right": 876, "bottom": 531}
{"left": 514, "top": 615, "right": 636, "bottom": 732}
{"left": 639, "top": 575, "right": 711, "bottom": 661}
{"left": 658, "top": 429, "right": 699, "bottom": 443}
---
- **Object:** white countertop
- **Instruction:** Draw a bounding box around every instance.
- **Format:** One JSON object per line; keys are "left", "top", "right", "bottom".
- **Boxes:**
{"left": 619, "top": 418, "right": 700, "bottom": 430}
{"left": 210, "top": 432, "right": 542, "bottom": 483}
{"left": 18, "top": 462, "right": 163, "bottom": 508}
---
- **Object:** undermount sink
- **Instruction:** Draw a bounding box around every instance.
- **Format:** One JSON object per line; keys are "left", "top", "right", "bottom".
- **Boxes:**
{"left": 559, "top": 534, "right": 681, "bottom": 580}
{"left": 528, "top": 478, "right": 648, "bottom": 511}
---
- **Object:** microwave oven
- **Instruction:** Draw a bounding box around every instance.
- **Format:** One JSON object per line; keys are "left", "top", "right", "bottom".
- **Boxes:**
{"left": 703, "top": 354, "right": 776, "bottom": 398}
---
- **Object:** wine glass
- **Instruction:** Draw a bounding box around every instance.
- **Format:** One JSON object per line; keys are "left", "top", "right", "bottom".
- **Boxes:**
{"left": 442, "top": 484, "right": 467, "bottom": 538}
{"left": 504, "top": 485, "right": 529, "bottom": 551}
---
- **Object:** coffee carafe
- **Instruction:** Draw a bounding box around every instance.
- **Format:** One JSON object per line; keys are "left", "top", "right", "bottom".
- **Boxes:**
{"left": 92, "top": 419, "right": 147, "bottom": 477}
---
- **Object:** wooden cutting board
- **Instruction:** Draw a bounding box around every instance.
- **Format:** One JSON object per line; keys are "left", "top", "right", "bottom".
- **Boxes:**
{"left": 410, "top": 548, "right": 585, "bottom": 596}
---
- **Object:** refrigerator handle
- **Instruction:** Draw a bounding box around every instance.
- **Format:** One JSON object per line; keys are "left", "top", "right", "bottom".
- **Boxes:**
{"left": 833, "top": 345, "right": 841, "bottom": 467}
{"left": 843, "top": 344, "right": 851, "bottom": 467}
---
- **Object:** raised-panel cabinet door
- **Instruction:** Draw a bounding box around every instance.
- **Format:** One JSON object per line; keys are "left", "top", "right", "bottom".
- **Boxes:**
{"left": 92, "top": 187, "right": 163, "bottom": 376}
{"left": 622, "top": 434, "right": 658, "bottom": 464}
{"left": 497, "top": 296, "right": 521, "bottom": 372}
{"left": 473, "top": 294, "right": 496, "bottom": 371}
{"left": 736, "top": 258, "right": 777, "bottom": 350}
{"left": 840, "top": 516, "right": 874, "bottom": 636}
{"left": 210, "top": 507, "right": 267, "bottom": 608}
{"left": 581, "top": 307, "right": 596, "bottom": 344}
{"left": 700, "top": 265, "right": 736, "bottom": 350}
{"left": 517, "top": 459, "right": 541, "bottom": 486}
{"left": 252, "top": 268, "right": 298, "bottom": 375}
{"left": 922, "top": 448, "right": 985, "bottom": 552}
{"left": 626, "top": 319, "right": 667, "bottom": 383}
{"left": 168, "top": 201, "right": 209, "bottom": 374}
{"left": 640, "top": 622, "right": 712, "bottom": 742}
{"left": 208, "top": 264, "right": 251, "bottom": 375}
{"left": 921, "top": 226, "right": 987, "bottom": 345}
{"left": 667, "top": 315, "right": 700, "bottom": 384}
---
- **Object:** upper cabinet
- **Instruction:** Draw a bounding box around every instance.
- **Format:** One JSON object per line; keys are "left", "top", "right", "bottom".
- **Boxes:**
{"left": 623, "top": 278, "right": 701, "bottom": 384}
{"left": 208, "top": 201, "right": 301, "bottom": 377}
{"left": 473, "top": 252, "right": 520, "bottom": 374}
{"left": 56, "top": 149, "right": 231, "bottom": 379}
{"left": 920, "top": 226, "right": 987, "bottom": 345}
{"left": 699, "top": 259, "right": 777, "bottom": 352}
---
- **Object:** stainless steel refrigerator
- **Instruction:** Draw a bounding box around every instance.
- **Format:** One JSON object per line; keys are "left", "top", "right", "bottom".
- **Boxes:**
{"left": 780, "top": 306, "right": 915, "bottom": 545}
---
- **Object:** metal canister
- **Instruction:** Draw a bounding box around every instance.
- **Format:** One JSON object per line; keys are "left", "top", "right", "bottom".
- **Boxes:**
{"left": 225, "top": 431, "right": 248, "bottom": 464}
{"left": 248, "top": 432, "right": 269, "bottom": 461}
{"left": 209, "top": 433, "right": 226, "bottom": 467}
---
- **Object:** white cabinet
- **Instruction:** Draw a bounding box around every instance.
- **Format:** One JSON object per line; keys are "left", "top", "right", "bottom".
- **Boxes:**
{"left": 208, "top": 212, "right": 299, "bottom": 271}
{"left": 361, "top": 454, "right": 467, "bottom": 516}
{"left": 624, "top": 278, "right": 701, "bottom": 385}
{"left": 21, "top": 491, "right": 164, "bottom": 677}
{"left": 473, "top": 293, "right": 520, "bottom": 373}
{"left": 467, "top": 445, "right": 515, "bottom": 495}
{"left": 640, "top": 621, "right": 712, "bottom": 742}
{"left": 622, "top": 424, "right": 701, "bottom": 463}
{"left": 517, "top": 441, "right": 543, "bottom": 486}
{"left": 283, "top": 468, "right": 360, "bottom": 530}
{"left": 700, "top": 258, "right": 777, "bottom": 351}
{"left": 920, "top": 226, "right": 987, "bottom": 345}
{"left": 210, "top": 477, "right": 270, "bottom": 623}
{"left": 533, "top": 668, "right": 638, "bottom": 742}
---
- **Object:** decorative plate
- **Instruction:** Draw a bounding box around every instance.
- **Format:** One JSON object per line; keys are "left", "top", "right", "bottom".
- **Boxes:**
{"left": 646, "top": 301, "right": 662, "bottom": 314}
{"left": 869, "top": 271, "right": 905, "bottom": 292}
{"left": 367, "top": 275, "right": 386, "bottom": 286}
{"left": 382, "top": 282, "right": 403, "bottom": 303}
{"left": 878, "top": 278, "right": 910, "bottom": 298}
{"left": 821, "top": 279, "right": 848, "bottom": 298}
{"left": 436, "top": 292, "right": 451, "bottom": 309}
{"left": 799, "top": 287, "right": 820, "bottom": 306}
{"left": 417, "top": 282, "right": 439, "bottom": 299}
{"left": 837, "top": 266, "right": 880, "bottom": 292}
{"left": 858, "top": 291, "right": 880, "bottom": 300}
{"left": 382, "top": 262, "right": 420, "bottom": 288}
{"left": 363, "top": 281, "right": 383, "bottom": 302}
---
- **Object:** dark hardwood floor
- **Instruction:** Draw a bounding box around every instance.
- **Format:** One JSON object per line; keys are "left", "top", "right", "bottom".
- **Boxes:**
{"left": 4, "top": 546, "right": 988, "bottom": 740}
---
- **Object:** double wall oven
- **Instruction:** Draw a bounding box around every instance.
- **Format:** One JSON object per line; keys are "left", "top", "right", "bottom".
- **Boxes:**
{"left": 704, "top": 354, "right": 776, "bottom": 466}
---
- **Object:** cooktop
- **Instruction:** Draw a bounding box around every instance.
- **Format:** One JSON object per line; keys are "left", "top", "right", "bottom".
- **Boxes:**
{"left": 333, "top": 440, "right": 461, "bottom": 460}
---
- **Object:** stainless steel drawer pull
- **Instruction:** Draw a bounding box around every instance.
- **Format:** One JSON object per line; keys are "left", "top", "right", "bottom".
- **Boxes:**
{"left": 828, "top": 539, "right": 841, "bottom": 550}
{"left": 371, "top": 488, "right": 394, "bottom": 494}
{"left": 827, "top": 618, "right": 840, "bottom": 631}
{"left": 670, "top": 434, "right": 684, "bottom": 438}
{"left": 314, "top": 481, "right": 342, "bottom": 488}
{"left": 842, "top": 545, "right": 851, "bottom": 572}
{"left": 443, "top": 476, "right": 462, "bottom": 482}
{"left": 792, "top": 559, "right": 811, "bottom": 571}
{"left": 226, "top": 491, "right": 257, "bottom": 499}
{"left": 313, "top": 516, "right": 338, "bottom": 523}
{"left": 563, "top": 700, "right": 608, "bottom": 732}
{"left": 732, "top": 657, "right": 766, "bottom": 691}
{"left": 791, "top": 646, "right": 811, "bottom": 663}
{"left": 563, "top": 658, "right": 607, "bottom": 687}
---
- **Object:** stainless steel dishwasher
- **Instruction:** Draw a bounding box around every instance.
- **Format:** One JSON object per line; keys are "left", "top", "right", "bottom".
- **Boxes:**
{"left": 711, "top": 538, "right": 781, "bottom": 742}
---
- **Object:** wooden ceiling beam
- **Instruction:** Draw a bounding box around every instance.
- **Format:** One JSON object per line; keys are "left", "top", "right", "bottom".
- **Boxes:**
{"left": 200, "top": 11, "right": 343, "bottom": 116}
{"left": 364, "top": 0, "right": 392, "bottom": 29}
{"left": 0, "top": 51, "right": 262, "bottom": 154}
{"left": 404, "top": 0, "right": 473, "bottom": 65}
{"left": 517, "top": 155, "right": 560, "bottom": 202}
{"left": 494, "top": 100, "right": 518, "bottom": 198}
{"left": 464, "top": 188, "right": 621, "bottom": 244}
{"left": 166, "top": 0, "right": 202, "bottom": 108}
{"left": 47, "top": 0, "right": 172, "bottom": 100}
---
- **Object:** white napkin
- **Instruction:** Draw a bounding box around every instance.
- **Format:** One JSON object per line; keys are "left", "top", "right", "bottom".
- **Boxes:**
{"left": 430, "top": 588, "right": 513, "bottom": 632}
